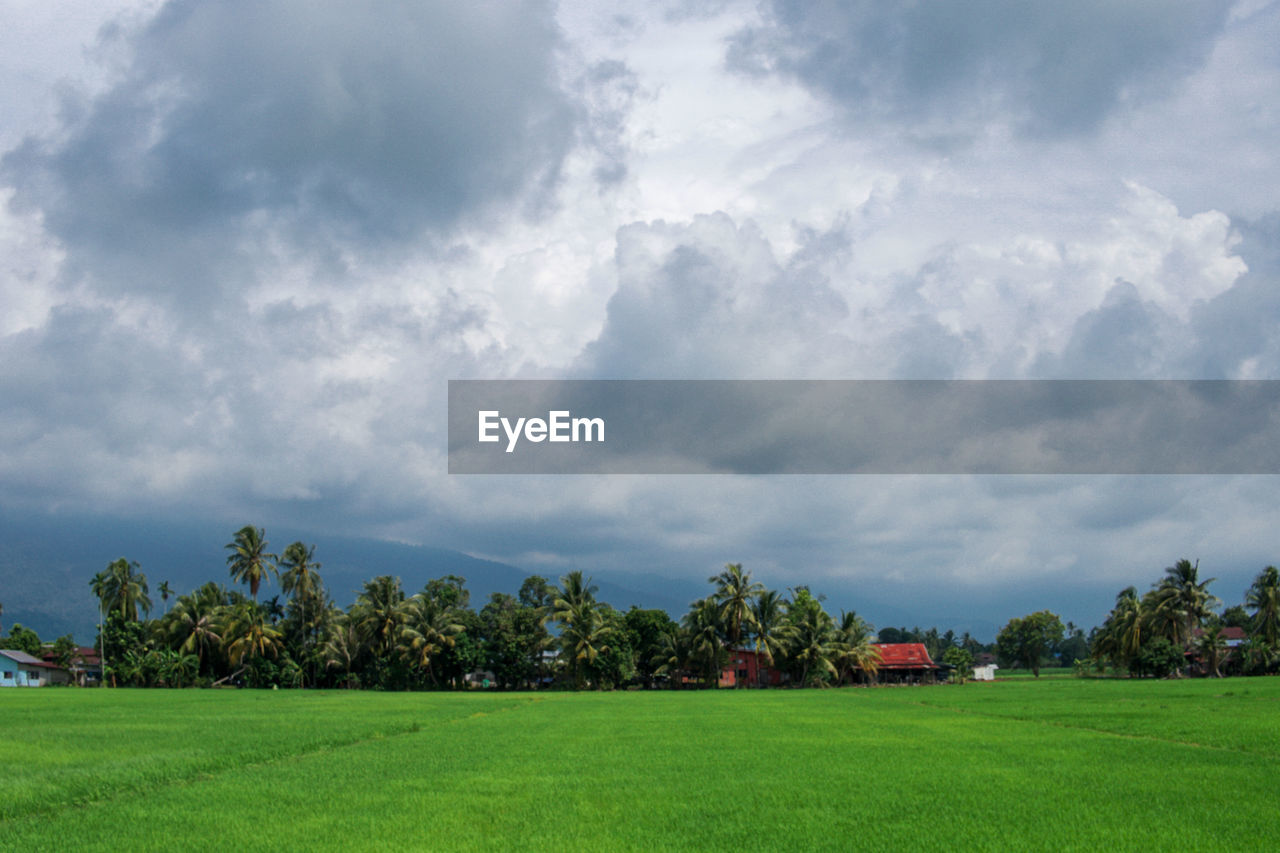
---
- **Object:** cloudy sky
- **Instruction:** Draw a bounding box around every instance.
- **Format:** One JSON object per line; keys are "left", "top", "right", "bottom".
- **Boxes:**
{"left": 3, "top": 0, "right": 1279, "bottom": 634}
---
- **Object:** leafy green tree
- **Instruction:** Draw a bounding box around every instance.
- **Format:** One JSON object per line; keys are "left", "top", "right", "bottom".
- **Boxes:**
{"left": 97, "top": 613, "right": 149, "bottom": 686}
{"left": 624, "top": 607, "right": 678, "bottom": 688}
{"left": 4, "top": 623, "right": 41, "bottom": 656}
{"left": 518, "top": 575, "right": 557, "bottom": 610}
{"left": 1218, "top": 604, "right": 1250, "bottom": 629}
{"left": 943, "top": 646, "right": 975, "bottom": 683}
{"left": 1247, "top": 565, "right": 1280, "bottom": 650}
{"left": 1055, "top": 622, "right": 1090, "bottom": 668}
{"left": 225, "top": 526, "right": 277, "bottom": 602}
{"left": 425, "top": 574, "right": 470, "bottom": 610}
{"left": 51, "top": 634, "right": 78, "bottom": 674}
{"left": 1134, "top": 636, "right": 1184, "bottom": 678}
{"left": 997, "top": 611, "right": 1064, "bottom": 677}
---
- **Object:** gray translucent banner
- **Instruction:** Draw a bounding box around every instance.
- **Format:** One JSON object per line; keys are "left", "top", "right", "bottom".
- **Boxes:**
{"left": 447, "top": 380, "right": 1280, "bottom": 474}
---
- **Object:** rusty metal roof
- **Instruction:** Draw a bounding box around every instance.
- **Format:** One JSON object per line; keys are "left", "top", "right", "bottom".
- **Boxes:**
{"left": 872, "top": 643, "right": 940, "bottom": 669}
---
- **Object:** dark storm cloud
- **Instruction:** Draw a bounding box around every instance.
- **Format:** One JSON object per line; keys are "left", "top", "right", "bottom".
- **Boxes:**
{"left": 2, "top": 0, "right": 577, "bottom": 297}
{"left": 727, "top": 0, "right": 1233, "bottom": 138}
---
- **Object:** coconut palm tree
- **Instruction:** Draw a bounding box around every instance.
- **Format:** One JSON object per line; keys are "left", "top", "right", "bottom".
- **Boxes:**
{"left": 323, "top": 617, "right": 361, "bottom": 689}
{"left": 785, "top": 590, "right": 839, "bottom": 687}
{"left": 558, "top": 602, "right": 615, "bottom": 689}
{"left": 750, "top": 589, "right": 789, "bottom": 683}
{"left": 1196, "top": 625, "right": 1227, "bottom": 678}
{"left": 280, "top": 542, "right": 323, "bottom": 606}
{"left": 682, "top": 597, "right": 726, "bottom": 687}
{"left": 1247, "top": 565, "right": 1280, "bottom": 650}
{"left": 158, "top": 581, "right": 173, "bottom": 614}
{"left": 222, "top": 602, "right": 284, "bottom": 669}
{"left": 553, "top": 571, "right": 606, "bottom": 688}
{"left": 1093, "top": 586, "right": 1146, "bottom": 673}
{"left": 652, "top": 625, "right": 693, "bottom": 688}
{"left": 90, "top": 558, "right": 152, "bottom": 622}
{"left": 225, "top": 525, "right": 277, "bottom": 602}
{"left": 836, "top": 611, "right": 882, "bottom": 685}
{"left": 161, "top": 588, "right": 224, "bottom": 676}
{"left": 711, "top": 563, "right": 763, "bottom": 685}
{"left": 398, "top": 593, "right": 462, "bottom": 686}
{"left": 1156, "top": 559, "right": 1218, "bottom": 650}
{"left": 351, "top": 575, "right": 406, "bottom": 662}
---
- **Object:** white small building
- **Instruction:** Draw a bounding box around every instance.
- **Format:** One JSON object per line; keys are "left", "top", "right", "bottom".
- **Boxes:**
{"left": 0, "top": 649, "right": 64, "bottom": 687}
{"left": 972, "top": 663, "right": 999, "bottom": 682}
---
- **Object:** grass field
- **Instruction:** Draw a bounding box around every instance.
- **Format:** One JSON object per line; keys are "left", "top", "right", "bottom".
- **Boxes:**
{"left": 3, "top": 679, "right": 1278, "bottom": 851}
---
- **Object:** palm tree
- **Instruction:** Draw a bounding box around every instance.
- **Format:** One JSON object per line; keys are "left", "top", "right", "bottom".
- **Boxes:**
{"left": 836, "top": 611, "right": 882, "bottom": 685}
{"left": 397, "top": 593, "right": 462, "bottom": 686}
{"left": 158, "top": 581, "right": 173, "bottom": 614}
{"left": 652, "top": 625, "right": 692, "bottom": 689}
{"left": 682, "top": 598, "right": 726, "bottom": 687}
{"left": 553, "top": 571, "right": 605, "bottom": 688}
{"left": 280, "top": 542, "right": 323, "bottom": 605}
{"left": 279, "top": 541, "right": 323, "bottom": 678}
{"left": 786, "top": 590, "right": 839, "bottom": 687}
{"left": 351, "top": 575, "right": 406, "bottom": 662}
{"left": 559, "top": 602, "right": 615, "bottom": 689}
{"left": 225, "top": 525, "right": 277, "bottom": 601}
{"left": 161, "top": 589, "right": 224, "bottom": 675}
{"left": 1093, "top": 586, "right": 1146, "bottom": 673}
{"left": 90, "top": 558, "right": 152, "bottom": 622}
{"left": 1157, "top": 559, "right": 1218, "bottom": 650}
{"left": 710, "top": 563, "right": 763, "bottom": 685}
{"left": 750, "top": 589, "right": 789, "bottom": 684}
{"left": 1247, "top": 565, "right": 1280, "bottom": 650}
{"left": 222, "top": 602, "right": 284, "bottom": 669}
{"left": 225, "top": 603, "right": 281, "bottom": 664}
{"left": 323, "top": 617, "right": 362, "bottom": 689}
{"left": 1196, "top": 625, "right": 1227, "bottom": 678}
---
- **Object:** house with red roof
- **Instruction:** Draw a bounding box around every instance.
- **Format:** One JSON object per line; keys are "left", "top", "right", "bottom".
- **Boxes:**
{"left": 871, "top": 643, "right": 949, "bottom": 684}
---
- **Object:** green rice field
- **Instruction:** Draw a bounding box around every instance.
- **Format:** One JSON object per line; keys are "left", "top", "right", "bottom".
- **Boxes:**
{"left": 3, "top": 678, "right": 1278, "bottom": 851}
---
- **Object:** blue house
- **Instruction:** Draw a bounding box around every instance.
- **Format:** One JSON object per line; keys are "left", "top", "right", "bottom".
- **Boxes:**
{"left": 0, "top": 649, "right": 64, "bottom": 687}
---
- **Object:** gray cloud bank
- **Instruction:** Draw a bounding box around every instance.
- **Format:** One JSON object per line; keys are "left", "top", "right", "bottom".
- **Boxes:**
{"left": 2, "top": 0, "right": 1280, "bottom": 631}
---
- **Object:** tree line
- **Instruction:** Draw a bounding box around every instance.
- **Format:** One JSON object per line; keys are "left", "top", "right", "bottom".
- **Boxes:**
{"left": 75, "top": 530, "right": 903, "bottom": 690}
{"left": 7, "top": 534, "right": 1278, "bottom": 688}
{"left": 1087, "top": 559, "right": 1280, "bottom": 678}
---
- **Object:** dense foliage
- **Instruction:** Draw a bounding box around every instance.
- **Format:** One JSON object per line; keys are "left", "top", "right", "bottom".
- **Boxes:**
{"left": 9, "top": 535, "right": 1278, "bottom": 689}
